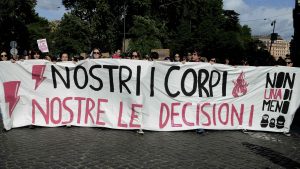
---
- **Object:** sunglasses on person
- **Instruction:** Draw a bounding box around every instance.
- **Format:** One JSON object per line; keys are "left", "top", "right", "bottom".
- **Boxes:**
{"left": 210, "top": 59, "right": 216, "bottom": 62}
{"left": 93, "top": 51, "right": 100, "bottom": 54}
{"left": 1, "top": 54, "right": 7, "bottom": 57}
{"left": 286, "top": 62, "right": 292, "bottom": 64}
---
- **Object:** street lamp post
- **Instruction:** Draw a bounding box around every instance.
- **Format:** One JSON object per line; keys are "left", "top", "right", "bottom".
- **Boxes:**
{"left": 269, "top": 20, "right": 276, "bottom": 54}
{"left": 122, "top": 5, "right": 127, "bottom": 53}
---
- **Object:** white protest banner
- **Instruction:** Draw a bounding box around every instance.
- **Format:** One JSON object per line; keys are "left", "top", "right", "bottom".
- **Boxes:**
{"left": 0, "top": 60, "right": 299, "bottom": 132}
{"left": 37, "top": 39, "right": 49, "bottom": 53}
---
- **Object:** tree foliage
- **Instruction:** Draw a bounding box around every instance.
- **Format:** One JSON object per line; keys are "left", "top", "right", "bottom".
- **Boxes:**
{"left": 51, "top": 13, "right": 90, "bottom": 55}
{"left": 0, "top": 0, "right": 268, "bottom": 63}
{"left": 128, "top": 16, "right": 165, "bottom": 55}
{"left": 0, "top": 0, "right": 37, "bottom": 51}
{"left": 27, "top": 16, "right": 51, "bottom": 51}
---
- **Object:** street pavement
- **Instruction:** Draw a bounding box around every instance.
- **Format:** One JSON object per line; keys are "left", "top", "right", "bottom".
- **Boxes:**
{"left": 0, "top": 122, "right": 300, "bottom": 169}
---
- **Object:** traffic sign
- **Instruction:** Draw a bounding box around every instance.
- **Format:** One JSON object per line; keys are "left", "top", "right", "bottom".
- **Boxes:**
{"left": 10, "top": 41, "right": 17, "bottom": 48}
{"left": 10, "top": 48, "right": 18, "bottom": 56}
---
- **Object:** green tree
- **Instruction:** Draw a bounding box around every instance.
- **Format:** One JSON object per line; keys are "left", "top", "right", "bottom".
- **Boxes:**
{"left": 62, "top": 0, "right": 153, "bottom": 52}
{"left": 60, "top": 0, "right": 265, "bottom": 63}
{"left": 52, "top": 13, "right": 90, "bottom": 55}
{"left": 128, "top": 16, "right": 165, "bottom": 55}
{"left": 154, "top": 0, "right": 225, "bottom": 54}
{"left": 222, "top": 10, "right": 240, "bottom": 32}
{"left": 27, "top": 16, "right": 51, "bottom": 51}
{"left": 89, "top": 0, "right": 118, "bottom": 52}
{"left": 0, "top": 0, "right": 37, "bottom": 51}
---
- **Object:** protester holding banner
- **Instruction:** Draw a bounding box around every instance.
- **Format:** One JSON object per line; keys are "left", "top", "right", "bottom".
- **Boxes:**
{"left": 173, "top": 53, "right": 181, "bottom": 62}
{"left": 11, "top": 54, "right": 19, "bottom": 61}
{"left": 21, "top": 50, "right": 31, "bottom": 60}
{"left": 224, "top": 58, "right": 230, "bottom": 65}
{"left": 276, "top": 57, "right": 286, "bottom": 66}
{"left": 186, "top": 53, "right": 192, "bottom": 62}
{"left": 112, "top": 49, "right": 121, "bottom": 59}
{"left": 209, "top": 57, "right": 217, "bottom": 64}
{"left": 143, "top": 54, "right": 150, "bottom": 61}
{"left": 285, "top": 58, "right": 293, "bottom": 67}
{"left": 60, "top": 52, "right": 70, "bottom": 61}
{"left": 201, "top": 56, "right": 208, "bottom": 62}
{"left": 32, "top": 51, "right": 41, "bottom": 59}
{"left": 91, "top": 48, "right": 102, "bottom": 59}
{"left": 131, "top": 51, "right": 141, "bottom": 60}
{"left": 190, "top": 50, "right": 202, "bottom": 62}
{"left": 149, "top": 51, "right": 159, "bottom": 61}
{"left": 0, "top": 51, "right": 9, "bottom": 61}
{"left": 45, "top": 54, "right": 54, "bottom": 62}
{"left": 80, "top": 53, "right": 88, "bottom": 60}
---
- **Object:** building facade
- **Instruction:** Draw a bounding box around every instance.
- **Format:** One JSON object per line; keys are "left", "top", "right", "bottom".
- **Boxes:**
{"left": 254, "top": 35, "right": 290, "bottom": 60}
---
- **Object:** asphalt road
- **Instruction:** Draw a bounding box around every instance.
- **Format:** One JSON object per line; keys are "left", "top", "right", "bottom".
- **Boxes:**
{"left": 0, "top": 121, "right": 300, "bottom": 169}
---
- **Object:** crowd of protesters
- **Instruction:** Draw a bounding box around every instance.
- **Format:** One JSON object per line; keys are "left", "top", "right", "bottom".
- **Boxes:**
{"left": 0, "top": 48, "right": 294, "bottom": 67}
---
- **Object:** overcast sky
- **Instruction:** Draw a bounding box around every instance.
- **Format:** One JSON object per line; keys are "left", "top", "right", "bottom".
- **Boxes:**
{"left": 223, "top": 0, "right": 294, "bottom": 40}
{"left": 35, "top": 0, "right": 66, "bottom": 20}
{"left": 35, "top": 0, "right": 295, "bottom": 40}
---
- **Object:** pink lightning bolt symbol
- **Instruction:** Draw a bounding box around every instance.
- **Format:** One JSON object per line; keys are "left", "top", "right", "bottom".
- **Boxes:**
{"left": 32, "top": 65, "right": 46, "bottom": 90}
{"left": 3, "top": 81, "right": 21, "bottom": 117}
